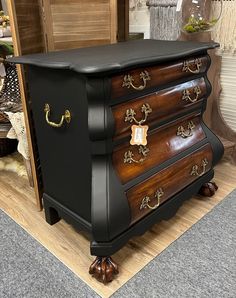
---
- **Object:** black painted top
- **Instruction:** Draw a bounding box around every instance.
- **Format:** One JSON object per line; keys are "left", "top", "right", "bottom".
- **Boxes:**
{"left": 8, "top": 39, "right": 219, "bottom": 75}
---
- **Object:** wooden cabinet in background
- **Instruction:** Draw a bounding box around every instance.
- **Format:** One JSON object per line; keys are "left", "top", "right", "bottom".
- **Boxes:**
{"left": 41, "top": 0, "right": 118, "bottom": 51}
{"left": 10, "top": 0, "right": 124, "bottom": 54}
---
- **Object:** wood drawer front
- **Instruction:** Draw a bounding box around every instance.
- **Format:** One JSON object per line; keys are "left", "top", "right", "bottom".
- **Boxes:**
{"left": 113, "top": 114, "right": 206, "bottom": 184}
{"left": 127, "top": 143, "right": 213, "bottom": 224}
{"left": 112, "top": 77, "right": 207, "bottom": 140}
{"left": 111, "top": 55, "right": 208, "bottom": 99}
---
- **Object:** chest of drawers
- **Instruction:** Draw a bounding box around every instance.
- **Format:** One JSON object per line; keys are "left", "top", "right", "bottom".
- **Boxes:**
{"left": 10, "top": 39, "right": 224, "bottom": 283}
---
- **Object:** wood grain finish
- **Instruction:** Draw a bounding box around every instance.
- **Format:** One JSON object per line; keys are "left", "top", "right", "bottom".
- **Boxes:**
{"left": 113, "top": 113, "right": 206, "bottom": 184}
{"left": 127, "top": 143, "right": 213, "bottom": 224}
{"left": 42, "top": 0, "right": 117, "bottom": 51}
{"left": 12, "top": 0, "right": 45, "bottom": 55}
{"left": 111, "top": 55, "right": 209, "bottom": 99}
{"left": 112, "top": 77, "right": 207, "bottom": 140}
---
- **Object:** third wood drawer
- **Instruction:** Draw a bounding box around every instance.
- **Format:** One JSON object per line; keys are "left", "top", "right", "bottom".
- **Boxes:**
{"left": 113, "top": 112, "right": 206, "bottom": 184}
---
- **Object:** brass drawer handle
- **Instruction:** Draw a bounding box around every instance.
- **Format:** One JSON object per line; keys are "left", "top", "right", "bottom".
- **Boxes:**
{"left": 182, "top": 58, "right": 202, "bottom": 74}
{"left": 125, "top": 103, "right": 152, "bottom": 126}
{"left": 44, "top": 103, "right": 71, "bottom": 128}
{"left": 140, "top": 188, "right": 164, "bottom": 210}
{"left": 122, "top": 70, "right": 151, "bottom": 91}
{"left": 124, "top": 145, "right": 149, "bottom": 164}
{"left": 176, "top": 121, "right": 195, "bottom": 138}
{"left": 182, "top": 86, "right": 202, "bottom": 103}
{"left": 191, "top": 158, "right": 208, "bottom": 177}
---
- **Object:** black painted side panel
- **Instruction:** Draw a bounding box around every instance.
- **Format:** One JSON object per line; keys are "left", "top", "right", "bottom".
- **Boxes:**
{"left": 27, "top": 66, "right": 92, "bottom": 222}
{"left": 91, "top": 155, "right": 131, "bottom": 242}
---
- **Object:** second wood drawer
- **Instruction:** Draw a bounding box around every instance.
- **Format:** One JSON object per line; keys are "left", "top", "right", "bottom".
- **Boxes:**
{"left": 112, "top": 77, "right": 207, "bottom": 140}
{"left": 113, "top": 113, "right": 206, "bottom": 184}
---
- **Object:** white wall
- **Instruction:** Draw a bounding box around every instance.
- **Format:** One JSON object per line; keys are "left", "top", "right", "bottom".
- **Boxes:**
{"left": 129, "top": 0, "right": 150, "bottom": 39}
{"left": 220, "top": 54, "right": 236, "bottom": 132}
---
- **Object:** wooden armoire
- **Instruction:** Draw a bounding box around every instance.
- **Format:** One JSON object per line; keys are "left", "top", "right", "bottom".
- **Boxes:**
{"left": 7, "top": 0, "right": 128, "bottom": 209}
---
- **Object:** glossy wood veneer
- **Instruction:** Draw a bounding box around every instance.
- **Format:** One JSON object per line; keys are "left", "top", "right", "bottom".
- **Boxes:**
{"left": 127, "top": 143, "right": 213, "bottom": 224}
{"left": 113, "top": 113, "right": 206, "bottom": 184}
{"left": 112, "top": 77, "right": 207, "bottom": 140}
{"left": 111, "top": 55, "right": 209, "bottom": 99}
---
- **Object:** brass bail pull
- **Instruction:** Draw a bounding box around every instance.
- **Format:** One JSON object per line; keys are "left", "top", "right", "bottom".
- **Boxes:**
{"left": 140, "top": 188, "right": 164, "bottom": 210}
{"left": 176, "top": 121, "right": 195, "bottom": 138}
{"left": 182, "top": 58, "right": 202, "bottom": 74}
{"left": 122, "top": 70, "right": 151, "bottom": 91}
{"left": 44, "top": 103, "right": 71, "bottom": 128}
{"left": 191, "top": 158, "right": 208, "bottom": 177}
{"left": 124, "top": 145, "right": 150, "bottom": 164}
{"left": 182, "top": 86, "right": 202, "bottom": 103}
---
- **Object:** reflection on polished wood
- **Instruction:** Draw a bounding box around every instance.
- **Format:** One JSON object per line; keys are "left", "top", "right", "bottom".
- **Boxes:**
{"left": 113, "top": 113, "right": 205, "bottom": 184}
{"left": 0, "top": 161, "right": 235, "bottom": 297}
{"left": 127, "top": 143, "right": 213, "bottom": 223}
{"left": 111, "top": 55, "right": 208, "bottom": 99}
{"left": 112, "top": 77, "right": 207, "bottom": 140}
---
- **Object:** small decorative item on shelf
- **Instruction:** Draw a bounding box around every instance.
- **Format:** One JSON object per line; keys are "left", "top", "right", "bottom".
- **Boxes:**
{"left": 181, "top": 0, "right": 222, "bottom": 34}
{"left": 0, "top": 10, "right": 11, "bottom": 37}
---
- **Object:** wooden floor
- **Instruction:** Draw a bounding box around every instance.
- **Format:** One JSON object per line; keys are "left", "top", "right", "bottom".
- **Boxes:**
{"left": 0, "top": 161, "right": 236, "bottom": 298}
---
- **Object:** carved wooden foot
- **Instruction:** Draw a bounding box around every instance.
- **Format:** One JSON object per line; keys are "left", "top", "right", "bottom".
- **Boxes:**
{"left": 198, "top": 181, "right": 218, "bottom": 197}
{"left": 89, "top": 257, "right": 119, "bottom": 283}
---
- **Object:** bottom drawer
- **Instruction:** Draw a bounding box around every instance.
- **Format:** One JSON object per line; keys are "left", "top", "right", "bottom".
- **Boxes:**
{"left": 127, "top": 143, "right": 213, "bottom": 224}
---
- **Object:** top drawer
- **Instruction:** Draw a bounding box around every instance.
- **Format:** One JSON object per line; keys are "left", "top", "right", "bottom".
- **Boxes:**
{"left": 111, "top": 55, "right": 209, "bottom": 99}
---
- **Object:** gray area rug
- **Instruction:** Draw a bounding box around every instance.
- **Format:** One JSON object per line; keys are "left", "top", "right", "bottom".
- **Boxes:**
{"left": 0, "top": 209, "right": 99, "bottom": 298}
{"left": 113, "top": 190, "right": 236, "bottom": 298}
{"left": 1, "top": 189, "right": 236, "bottom": 298}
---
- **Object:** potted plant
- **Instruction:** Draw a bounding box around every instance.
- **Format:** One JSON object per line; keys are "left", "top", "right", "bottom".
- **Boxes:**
{"left": 181, "top": 0, "right": 222, "bottom": 34}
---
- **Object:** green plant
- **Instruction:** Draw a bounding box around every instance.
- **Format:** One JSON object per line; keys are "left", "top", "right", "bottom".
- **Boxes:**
{"left": 0, "top": 41, "right": 14, "bottom": 58}
{"left": 183, "top": 16, "right": 217, "bottom": 33}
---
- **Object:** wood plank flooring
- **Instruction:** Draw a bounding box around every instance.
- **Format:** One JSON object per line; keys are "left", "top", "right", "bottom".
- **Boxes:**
{"left": 0, "top": 161, "right": 235, "bottom": 298}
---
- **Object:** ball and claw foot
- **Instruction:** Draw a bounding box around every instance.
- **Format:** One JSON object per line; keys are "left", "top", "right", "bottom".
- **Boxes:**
{"left": 198, "top": 181, "right": 218, "bottom": 197}
{"left": 89, "top": 256, "right": 119, "bottom": 284}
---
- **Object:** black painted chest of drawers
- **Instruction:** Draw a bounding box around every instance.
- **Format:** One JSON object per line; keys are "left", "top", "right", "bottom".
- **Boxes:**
{"left": 10, "top": 39, "right": 224, "bottom": 283}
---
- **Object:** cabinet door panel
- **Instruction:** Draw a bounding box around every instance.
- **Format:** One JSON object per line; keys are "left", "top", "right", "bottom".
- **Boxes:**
{"left": 42, "top": 0, "right": 117, "bottom": 51}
